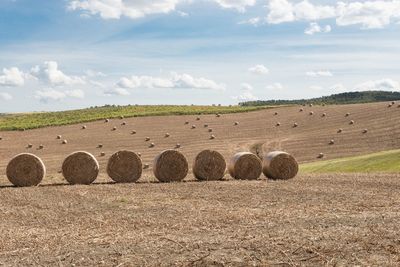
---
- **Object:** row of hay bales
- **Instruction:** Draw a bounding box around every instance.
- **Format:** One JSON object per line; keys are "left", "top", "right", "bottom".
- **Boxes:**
{"left": 5, "top": 150, "right": 299, "bottom": 187}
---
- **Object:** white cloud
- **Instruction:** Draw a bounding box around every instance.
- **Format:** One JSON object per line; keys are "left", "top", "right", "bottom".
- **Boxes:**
{"left": 267, "top": 0, "right": 400, "bottom": 29}
{"left": 0, "top": 92, "right": 13, "bottom": 101}
{"left": 238, "top": 17, "right": 263, "bottom": 26}
{"left": 304, "top": 22, "right": 331, "bottom": 35}
{"left": 354, "top": 78, "right": 400, "bottom": 91}
{"left": 117, "top": 72, "right": 225, "bottom": 90}
{"left": 68, "top": 0, "right": 256, "bottom": 20}
{"left": 248, "top": 64, "right": 269, "bottom": 75}
{"left": 66, "top": 89, "right": 85, "bottom": 99}
{"left": 0, "top": 67, "right": 25, "bottom": 87}
{"left": 241, "top": 83, "right": 253, "bottom": 91}
{"left": 306, "top": 70, "right": 333, "bottom": 77}
{"left": 104, "top": 87, "right": 131, "bottom": 96}
{"left": 266, "top": 82, "right": 283, "bottom": 90}
{"left": 35, "top": 89, "right": 67, "bottom": 102}
{"left": 31, "top": 61, "right": 86, "bottom": 86}
{"left": 232, "top": 91, "right": 257, "bottom": 101}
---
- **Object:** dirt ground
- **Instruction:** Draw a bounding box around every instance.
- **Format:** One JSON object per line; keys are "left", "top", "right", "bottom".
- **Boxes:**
{"left": 0, "top": 173, "right": 399, "bottom": 266}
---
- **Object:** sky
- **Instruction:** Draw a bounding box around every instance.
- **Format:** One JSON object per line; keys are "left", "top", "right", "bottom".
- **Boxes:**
{"left": 0, "top": 0, "right": 399, "bottom": 112}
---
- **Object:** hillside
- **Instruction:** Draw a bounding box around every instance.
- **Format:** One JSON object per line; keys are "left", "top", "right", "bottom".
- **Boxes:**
{"left": 240, "top": 90, "right": 400, "bottom": 106}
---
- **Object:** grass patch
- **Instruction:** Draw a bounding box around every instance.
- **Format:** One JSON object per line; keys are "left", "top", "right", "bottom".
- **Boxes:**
{"left": 300, "top": 150, "right": 400, "bottom": 173}
{"left": 0, "top": 105, "right": 272, "bottom": 131}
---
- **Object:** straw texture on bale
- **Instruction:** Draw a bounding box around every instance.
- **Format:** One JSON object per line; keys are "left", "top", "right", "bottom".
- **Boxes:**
{"left": 6, "top": 153, "right": 46, "bottom": 187}
{"left": 193, "top": 150, "right": 226, "bottom": 181}
{"left": 262, "top": 151, "right": 298, "bottom": 180}
{"left": 107, "top": 150, "right": 142, "bottom": 183}
{"left": 153, "top": 150, "right": 188, "bottom": 182}
{"left": 228, "top": 152, "right": 262, "bottom": 180}
{"left": 62, "top": 151, "right": 99, "bottom": 185}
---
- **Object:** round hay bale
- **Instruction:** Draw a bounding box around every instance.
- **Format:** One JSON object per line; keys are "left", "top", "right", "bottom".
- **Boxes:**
{"left": 0, "top": 136, "right": 3, "bottom": 140}
{"left": 149, "top": 142, "right": 155, "bottom": 148}
{"left": 208, "top": 128, "right": 213, "bottom": 132}
{"left": 345, "top": 113, "right": 351, "bottom": 117}
{"left": 57, "top": 135, "right": 62, "bottom": 139}
{"left": 175, "top": 143, "right": 181, "bottom": 149}
{"left": 216, "top": 114, "right": 221, "bottom": 118}
{"left": 293, "top": 122, "right": 298, "bottom": 128}
{"left": 204, "top": 124, "right": 209, "bottom": 128}
{"left": 309, "top": 111, "right": 314, "bottom": 115}
{"left": 318, "top": 153, "right": 324, "bottom": 159}
{"left": 153, "top": 150, "right": 188, "bottom": 182}
{"left": 391, "top": 101, "right": 395, "bottom": 105}
{"left": 210, "top": 134, "right": 216, "bottom": 140}
{"left": 62, "top": 140, "right": 68, "bottom": 144}
{"left": 193, "top": 150, "right": 226, "bottom": 181}
{"left": 62, "top": 151, "right": 99, "bottom": 185}
{"left": 234, "top": 122, "right": 239, "bottom": 126}
{"left": 322, "top": 113, "right": 327, "bottom": 117}
{"left": 165, "top": 133, "right": 170, "bottom": 138}
{"left": 105, "top": 119, "right": 110, "bottom": 123}
{"left": 120, "top": 115, "right": 124, "bottom": 119}
{"left": 349, "top": 120, "right": 355, "bottom": 125}
{"left": 121, "top": 122, "right": 127, "bottom": 126}
{"left": 196, "top": 117, "right": 201, "bottom": 121}
{"left": 184, "top": 121, "right": 189, "bottom": 125}
{"left": 309, "top": 104, "right": 313, "bottom": 107}
{"left": 329, "top": 139, "right": 335, "bottom": 145}
{"left": 299, "top": 108, "right": 304, "bottom": 112}
{"left": 100, "top": 152, "right": 106, "bottom": 157}
{"left": 131, "top": 130, "right": 137, "bottom": 135}
{"left": 143, "top": 164, "right": 149, "bottom": 169}
{"left": 112, "top": 126, "right": 117, "bottom": 131}
{"left": 276, "top": 122, "right": 281, "bottom": 127}
{"left": 398, "top": 104, "right": 400, "bottom": 108}
{"left": 27, "top": 143, "right": 33, "bottom": 148}
{"left": 145, "top": 137, "right": 151, "bottom": 141}
{"left": 97, "top": 144, "right": 103, "bottom": 148}
{"left": 82, "top": 125, "right": 87, "bottom": 130}
{"left": 274, "top": 112, "right": 278, "bottom": 116}
{"left": 38, "top": 144, "right": 44, "bottom": 150}
{"left": 6, "top": 153, "right": 46, "bottom": 187}
{"left": 191, "top": 125, "right": 196, "bottom": 129}
{"left": 228, "top": 152, "right": 262, "bottom": 180}
{"left": 107, "top": 150, "right": 142, "bottom": 183}
{"left": 262, "top": 151, "right": 298, "bottom": 180}
{"left": 363, "top": 129, "right": 368, "bottom": 134}
{"left": 337, "top": 128, "right": 343, "bottom": 133}
{"left": 388, "top": 104, "right": 393, "bottom": 108}
{"left": 137, "top": 152, "right": 142, "bottom": 157}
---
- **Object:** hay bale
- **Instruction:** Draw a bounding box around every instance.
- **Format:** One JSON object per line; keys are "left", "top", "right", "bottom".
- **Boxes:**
{"left": 210, "top": 134, "right": 216, "bottom": 140}
{"left": 299, "top": 108, "right": 304, "bottom": 112}
{"left": 234, "top": 122, "right": 239, "bottom": 126}
{"left": 363, "top": 129, "right": 368, "bottom": 134}
{"left": 145, "top": 137, "right": 151, "bottom": 141}
{"left": 57, "top": 135, "right": 62, "bottom": 139}
{"left": 112, "top": 126, "right": 117, "bottom": 131}
{"left": 309, "top": 111, "right": 314, "bottom": 115}
{"left": 6, "top": 153, "right": 46, "bottom": 187}
{"left": 216, "top": 114, "right": 221, "bottom": 118}
{"left": 62, "top": 140, "right": 68, "bottom": 144}
{"left": 165, "top": 133, "right": 170, "bottom": 138}
{"left": 131, "top": 130, "right": 137, "bottom": 135}
{"left": 153, "top": 150, "right": 188, "bottom": 182}
{"left": 121, "top": 122, "right": 127, "bottom": 126}
{"left": 62, "top": 151, "right": 99, "bottom": 185}
{"left": 274, "top": 112, "right": 278, "bottom": 115}
{"left": 318, "top": 153, "right": 324, "bottom": 159}
{"left": 322, "top": 113, "right": 327, "bottom": 117}
{"left": 228, "top": 152, "right": 262, "bottom": 180}
{"left": 337, "top": 128, "right": 343, "bottom": 133}
{"left": 208, "top": 128, "right": 213, "bottom": 132}
{"left": 309, "top": 104, "right": 313, "bottom": 107}
{"left": 191, "top": 125, "right": 196, "bottom": 129}
{"left": 27, "top": 143, "right": 33, "bottom": 148}
{"left": 149, "top": 142, "right": 155, "bottom": 148}
{"left": 329, "top": 139, "right": 335, "bottom": 145}
{"left": 97, "top": 144, "right": 103, "bottom": 148}
{"left": 175, "top": 143, "right": 181, "bottom": 149}
{"left": 38, "top": 144, "right": 44, "bottom": 150}
{"left": 0, "top": 136, "right": 2, "bottom": 140}
{"left": 100, "top": 152, "right": 106, "bottom": 157}
{"left": 345, "top": 113, "right": 350, "bottom": 117}
{"left": 204, "top": 124, "right": 209, "bottom": 128}
{"left": 196, "top": 117, "right": 201, "bottom": 121}
{"left": 262, "top": 151, "right": 298, "bottom": 180}
{"left": 82, "top": 125, "right": 87, "bottom": 130}
{"left": 293, "top": 122, "right": 298, "bottom": 128}
{"left": 349, "top": 120, "right": 355, "bottom": 125}
{"left": 276, "top": 122, "right": 281, "bottom": 127}
{"left": 120, "top": 116, "right": 124, "bottom": 119}
{"left": 143, "top": 164, "right": 149, "bottom": 169}
{"left": 105, "top": 119, "right": 110, "bottom": 123}
{"left": 391, "top": 101, "right": 395, "bottom": 105}
{"left": 106, "top": 150, "right": 142, "bottom": 183}
{"left": 193, "top": 150, "right": 226, "bottom": 181}
{"left": 137, "top": 152, "right": 141, "bottom": 157}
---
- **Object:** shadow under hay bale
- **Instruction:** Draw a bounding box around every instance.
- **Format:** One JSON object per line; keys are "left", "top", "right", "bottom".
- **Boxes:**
{"left": 6, "top": 153, "right": 46, "bottom": 187}
{"left": 262, "top": 151, "right": 298, "bottom": 180}
{"left": 193, "top": 150, "right": 226, "bottom": 181}
{"left": 62, "top": 151, "right": 99, "bottom": 185}
{"left": 153, "top": 150, "right": 188, "bottom": 182}
{"left": 228, "top": 152, "right": 262, "bottom": 180}
{"left": 107, "top": 150, "right": 142, "bottom": 183}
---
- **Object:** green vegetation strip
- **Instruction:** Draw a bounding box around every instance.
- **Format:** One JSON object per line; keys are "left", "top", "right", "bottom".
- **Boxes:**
{"left": 300, "top": 150, "right": 400, "bottom": 173}
{"left": 0, "top": 105, "right": 271, "bottom": 131}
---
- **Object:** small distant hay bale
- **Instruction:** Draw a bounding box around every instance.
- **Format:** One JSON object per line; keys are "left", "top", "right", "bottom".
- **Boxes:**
{"left": 210, "top": 134, "right": 216, "bottom": 140}
{"left": 322, "top": 113, "right": 327, "bottom": 117}
{"left": 274, "top": 112, "right": 278, "bottom": 116}
{"left": 145, "top": 137, "right": 151, "bottom": 141}
{"left": 196, "top": 117, "right": 201, "bottom": 121}
{"left": 228, "top": 152, "right": 262, "bottom": 180}
{"left": 82, "top": 125, "right": 87, "bottom": 130}
{"left": 309, "top": 104, "right": 313, "bottom": 107}
{"left": 149, "top": 142, "right": 155, "bottom": 148}
{"left": 318, "top": 153, "right": 324, "bottom": 159}
{"left": 143, "top": 164, "right": 149, "bottom": 169}
{"left": 388, "top": 104, "right": 393, "bottom": 108}
{"left": 153, "top": 150, "right": 188, "bottom": 182}
{"left": 184, "top": 121, "right": 189, "bottom": 125}
{"left": 204, "top": 124, "right": 209, "bottom": 128}
{"left": 165, "top": 133, "right": 170, "bottom": 138}
{"left": 105, "top": 119, "right": 110, "bottom": 123}
{"left": 208, "top": 128, "right": 213, "bottom": 132}
{"left": 293, "top": 122, "right": 298, "bottom": 128}
{"left": 120, "top": 116, "right": 124, "bottom": 119}
{"left": 131, "top": 130, "right": 137, "bottom": 135}
{"left": 191, "top": 125, "right": 196, "bottom": 129}
{"left": 97, "top": 144, "right": 103, "bottom": 148}
{"left": 276, "top": 122, "right": 281, "bottom": 127}
{"left": 349, "top": 120, "right": 355, "bottom": 125}
{"left": 299, "top": 108, "right": 304, "bottom": 112}
{"left": 234, "top": 122, "right": 239, "bottom": 126}
{"left": 337, "top": 128, "right": 343, "bottom": 133}
{"left": 216, "top": 114, "right": 221, "bottom": 118}
{"left": 309, "top": 111, "right": 314, "bottom": 115}
{"left": 262, "top": 151, "right": 298, "bottom": 180}
{"left": 329, "top": 139, "right": 335, "bottom": 145}
{"left": 27, "top": 143, "right": 33, "bottom": 148}
{"left": 391, "top": 101, "right": 395, "bottom": 105}
{"left": 345, "top": 113, "right": 350, "bottom": 117}
{"left": 62, "top": 140, "right": 68, "bottom": 144}
{"left": 100, "top": 152, "right": 106, "bottom": 157}
{"left": 62, "top": 151, "right": 99, "bottom": 185}
{"left": 107, "top": 150, "right": 142, "bottom": 183}
{"left": 175, "top": 143, "right": 181, "bottom": 149}
{"left": 193, "top": 150, "right": 226, "bottom": 181}
{"left": 121, "top": 122, "right": 127, "bottom": 126}
{"left": 6, "top": 153, "right": 46, "bottom": 187}
{"left": 112, "top": 126, "right": 117, "bottom": 131}
{"left": 57, "top": 135, "right": 62, "bottom": 139}
{"left": 398, "top": 104, "right": 400, "bottom": 108}
{"left": 363, "top": 129, "right": 368, "bottom": 134}
{"left": 38, "top": 144, "right": 44, "bottom": 150}
{"left": 0, "top": 136, "right": 2, "bottom": 140}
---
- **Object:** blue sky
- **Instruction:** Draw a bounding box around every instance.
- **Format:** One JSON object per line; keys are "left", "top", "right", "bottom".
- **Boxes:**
{"left": 0, "top": 0, "right": 399, "bottom": 112}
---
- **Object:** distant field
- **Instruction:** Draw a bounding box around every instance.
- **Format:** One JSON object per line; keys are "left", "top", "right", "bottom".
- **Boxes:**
{"left": 301, "top": 149, "right": 400, "bottom": 173}
{"left": 0, "top": 105, "right": 270, "bottom": 131}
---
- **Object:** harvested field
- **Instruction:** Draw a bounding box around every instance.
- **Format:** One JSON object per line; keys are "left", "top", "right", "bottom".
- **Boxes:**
{"left": 0, "top": 173, "right": 399, "bottom": 266}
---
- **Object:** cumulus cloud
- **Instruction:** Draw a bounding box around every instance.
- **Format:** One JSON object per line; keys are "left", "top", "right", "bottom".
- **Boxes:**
{"left": 0, "top": 67, "right": 25, "bottom": 87}
{"left": 266, "top": 83, "right": 283, "bottom": 90}
{"left": 354, "top": 78, "right": 400, "bottom": 91}
{"left": 116, "top": 72, "right": 225, "bottom": 90}
{"left": 248, "top": 64, "right": 269, "bottom": 75}
{"left": 306, "top": 70, "right": 333, "bottom": 77}
{"left": 68, "top": 0, "right": 256, "bottom": 19}
{"left": 304, "top": 22, "right": 331, "bottom": 35}
{"left": 35, "top": 88, "right": 85, "bottom": 102}
{"left": 267, "top": 0, "right": 400, "bottom": 29}
{"left": 31, "top": 61, "right": 86, "bottom": 86}
{"left": 0, "top": 92, "right": 13, "bottom": 101}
